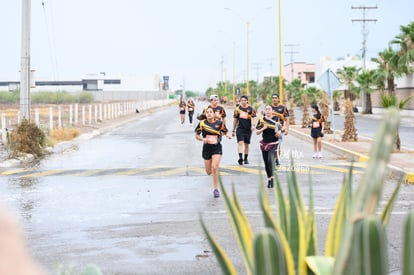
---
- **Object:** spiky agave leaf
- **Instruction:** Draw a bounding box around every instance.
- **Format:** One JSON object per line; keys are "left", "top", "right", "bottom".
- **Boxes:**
{"left": 305, "top": 173, "right": 317, "bottom": 257}
{"left": 258, "top": 182, "right": 296, "bottom": 275}
{"left": 254, "top": 229, "right": 295, "bottom": 275}
{"left": 258, "top": 179, "right": 277, "bottom": 229}
{"left": 200, "top": 217, "right": 237, "bottom": 275}
{"left": 305, "top": 256, "right": 334, "bottom": 275}
{"left": 402, "top": 210, "right": 414, "bottom": 275}
{"left": 380, "top": 178, "right": 402, "bottom": 226}
{"left": 324, "top": 169, "right": 352, "bottom": 257}
{"left": 343, "top": 217, "right": 388, "bottom": 275}
{"left": 274, "top": 175, "right": 289, "bottom": 236}
{"left": 334, "top": 108, "right": 400, "bottom": 274}
{"left": 286, "top": 158, "right": 307, "bottom": 274}
{"left": 219, "top": 179, "right": 254, "bottom": 274}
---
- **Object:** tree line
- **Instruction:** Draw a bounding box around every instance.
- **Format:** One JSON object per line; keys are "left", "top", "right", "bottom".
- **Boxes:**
{"left": 205, "top": 21, "right": 414, "bottom": 113}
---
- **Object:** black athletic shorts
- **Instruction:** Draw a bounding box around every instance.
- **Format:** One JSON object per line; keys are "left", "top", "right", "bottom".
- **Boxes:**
{"left": 202, "top": 143, "right": 223, "bottom": 160}
{"left": 311, "top": 128, "right": 323, "bottom": 138}
{"left": 236, "top": 130, "right": 252, "bottom": 144}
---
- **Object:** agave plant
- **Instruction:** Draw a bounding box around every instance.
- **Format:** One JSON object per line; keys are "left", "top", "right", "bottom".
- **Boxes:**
{"left": 201, "top": 107, "right": 413, "bottom": 275}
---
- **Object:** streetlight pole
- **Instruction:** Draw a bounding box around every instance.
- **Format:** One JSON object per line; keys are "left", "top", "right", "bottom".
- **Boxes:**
{"left": 246, "top": 21, "right": 250, "bottom": 96}
{"left": 225, "top": 7, "right": 271, "bottom": 98}
{"left": 232, "top": 42, "right": 236, "bottom": 104}
{"left": 278, "top": 0, "right": 284, "bottom": 103}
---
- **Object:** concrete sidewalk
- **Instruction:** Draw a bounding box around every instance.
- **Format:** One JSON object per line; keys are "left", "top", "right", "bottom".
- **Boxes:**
{"left": 289, "top": 124, "right": 414, "bottom": 184}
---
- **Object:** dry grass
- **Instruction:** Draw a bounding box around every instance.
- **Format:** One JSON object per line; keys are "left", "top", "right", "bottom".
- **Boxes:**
{"left": 7, "top": 120, "right": 47, "bottom": 157}
{"left": 48, "top": 128, "right": 81, "bottom": 145}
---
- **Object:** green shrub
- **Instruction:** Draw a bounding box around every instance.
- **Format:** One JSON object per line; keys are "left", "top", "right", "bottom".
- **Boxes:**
{"left": 0, "top": 91, "right": 19, "bottom": 104}
{"left": 78, "top": 91, "right": 95, "bottom": 103}
{"left": 0, "top": 90, "right": 95, "bottom": 105}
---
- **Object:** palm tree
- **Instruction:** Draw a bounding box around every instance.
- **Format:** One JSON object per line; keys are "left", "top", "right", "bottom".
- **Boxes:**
{"left": 342, "top": 99, "right": 358, "bottom": 142}
{"left": 337, "top": 66, "right": 360, "bottom": 141}
{"left": 371, "top": 47, "right": 401, "bottom": 95}
{"left": 380, "top": 93, "right": 412, "bottom": 150}
{"left": 285, "top": 78, "right": 304, "bottom": 101}
{"left": 355, "top": 70, "right": 375, "bottom": 114}
{"left": 336, "top": 66, "right": 361, "bottom": 103}
{"left": 260, "top": 77, "right": 277, "bottom": 103}
{"left": 288, "top": 98, "right": 296, "bottom": 125}
{"left": 285, "top": 79, "right": 303, "bottom": 124}
{"left": 248, "top": 80, "right": 259, "bottom": 104}
{"left": 368, "top": 22, "right": 414, "bottom": 117}
{"left": 390, "top": 21, "right": 414, "bottom": 72}
{"left": 319, "top": 92, "right": 332, "bottom": 134}
{"left": 332, "top": 90, "right": 341, "bottom": 111}
{"left": 301, "top": 93, "right": 310, "bottom": 128}
{"left": 304, "top": 86, "right": 322, "bottom": 105}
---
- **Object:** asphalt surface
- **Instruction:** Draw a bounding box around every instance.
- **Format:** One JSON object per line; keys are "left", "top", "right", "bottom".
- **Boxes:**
{"left": 0, "top": 103, "right": 412, "bottom": 274}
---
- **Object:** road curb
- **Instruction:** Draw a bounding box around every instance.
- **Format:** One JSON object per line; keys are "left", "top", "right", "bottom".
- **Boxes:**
{"left": 289, "top": 127, "right": 414, "bottom": 184}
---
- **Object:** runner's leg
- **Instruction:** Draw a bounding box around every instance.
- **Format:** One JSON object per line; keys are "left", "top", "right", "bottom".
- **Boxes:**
{"left": 204, "top": 159, "right": 212, "bottom": 175}
{"left": 211, "top": 154, "right": 222, "bottom": 191}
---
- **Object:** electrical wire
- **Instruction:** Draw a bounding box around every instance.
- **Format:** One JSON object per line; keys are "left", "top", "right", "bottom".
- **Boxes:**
{"left": 42, "top": 0, "right": 59, "bottom": 80}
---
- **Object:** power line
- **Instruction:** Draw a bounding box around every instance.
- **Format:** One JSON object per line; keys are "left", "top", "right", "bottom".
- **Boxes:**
{"left": 351, "top": 5, "right": 377, "bottom": 112}
{"left": 284, "top": 44, "right": 300, "bottom": 83}
{"left": 252, "top": 62, "right": 263, "bottom": 83}
{"left": 351, "top": 5, "right": 378, "bottom": 65}
{"left": 42, "top": 0, "right": 59, "bottom": 80}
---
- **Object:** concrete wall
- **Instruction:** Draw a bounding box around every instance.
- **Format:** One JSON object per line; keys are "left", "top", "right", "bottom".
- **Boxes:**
{"left": 354, "top": 88, "right": 414, "bottom": 110}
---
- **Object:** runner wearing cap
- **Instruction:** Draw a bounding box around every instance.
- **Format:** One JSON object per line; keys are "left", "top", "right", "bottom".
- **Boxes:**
{"left": 198, "top": 94, "right": 227, "bottom": 125}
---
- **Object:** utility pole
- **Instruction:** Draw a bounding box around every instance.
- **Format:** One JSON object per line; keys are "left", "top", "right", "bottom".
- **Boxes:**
{"left": 352, "top": 5, "right": 377, "bottom": 113}
{"left": 253, "top": 62, "right": 262, "bottom": 102}
{"left": 20, "top": 0, "right": 31, "bottom": 120}
{"left": 267, "top": 57, "right": 276, "bottom": 83}
{"left": 220, "top": 56, "right": 224, "bottom": 83}
{"left": 232, "top": 42, "right": 236, "bottom": 104}
{"left": 225, "top": 7, "right": 271, "bottom": 97}
{"left": 252, "top": 63, "right": 263, "bottom": 83}
{"left": 220, "top": 56, "right": 226, "bottom": 98}
{"left": 284, "top": 44, "right": 300, "bottom": 83}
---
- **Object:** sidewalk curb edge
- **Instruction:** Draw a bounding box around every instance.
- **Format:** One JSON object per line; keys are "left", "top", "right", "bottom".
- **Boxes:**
{"left": 289, "top": 127, "right": 414, "bottom": 184}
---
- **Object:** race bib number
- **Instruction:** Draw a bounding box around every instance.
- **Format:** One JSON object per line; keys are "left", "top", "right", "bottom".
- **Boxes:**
{"left": 205, "top": 135, "right": 218, "bottom": 144}
{"left": 240, "top": 111, "right": 248, "bottom": 119}
{"left": 312, "top": 121, "right": 320, "bottom": 128}
{"left": 180, "top": 107, "right": 185, "bottom": 111}
{"left": 188, "top": 108, "right": 193, "bottom": 111}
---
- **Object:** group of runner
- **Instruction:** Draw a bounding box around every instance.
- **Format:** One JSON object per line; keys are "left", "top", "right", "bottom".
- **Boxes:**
{"left": 178, "top": 98, "right": 196, "bottom": 125}
{"left": 192, "top": 93, "right": 290, "bottom": 198}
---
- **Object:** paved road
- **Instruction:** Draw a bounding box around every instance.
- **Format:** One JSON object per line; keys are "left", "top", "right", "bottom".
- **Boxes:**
{"left": 0, "top": 104, "right": 412, "bottom": 274}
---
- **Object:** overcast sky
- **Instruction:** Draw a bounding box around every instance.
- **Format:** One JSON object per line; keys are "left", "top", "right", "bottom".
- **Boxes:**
{"left": 1, "top": 0, "right": 412, "bottom": 92}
